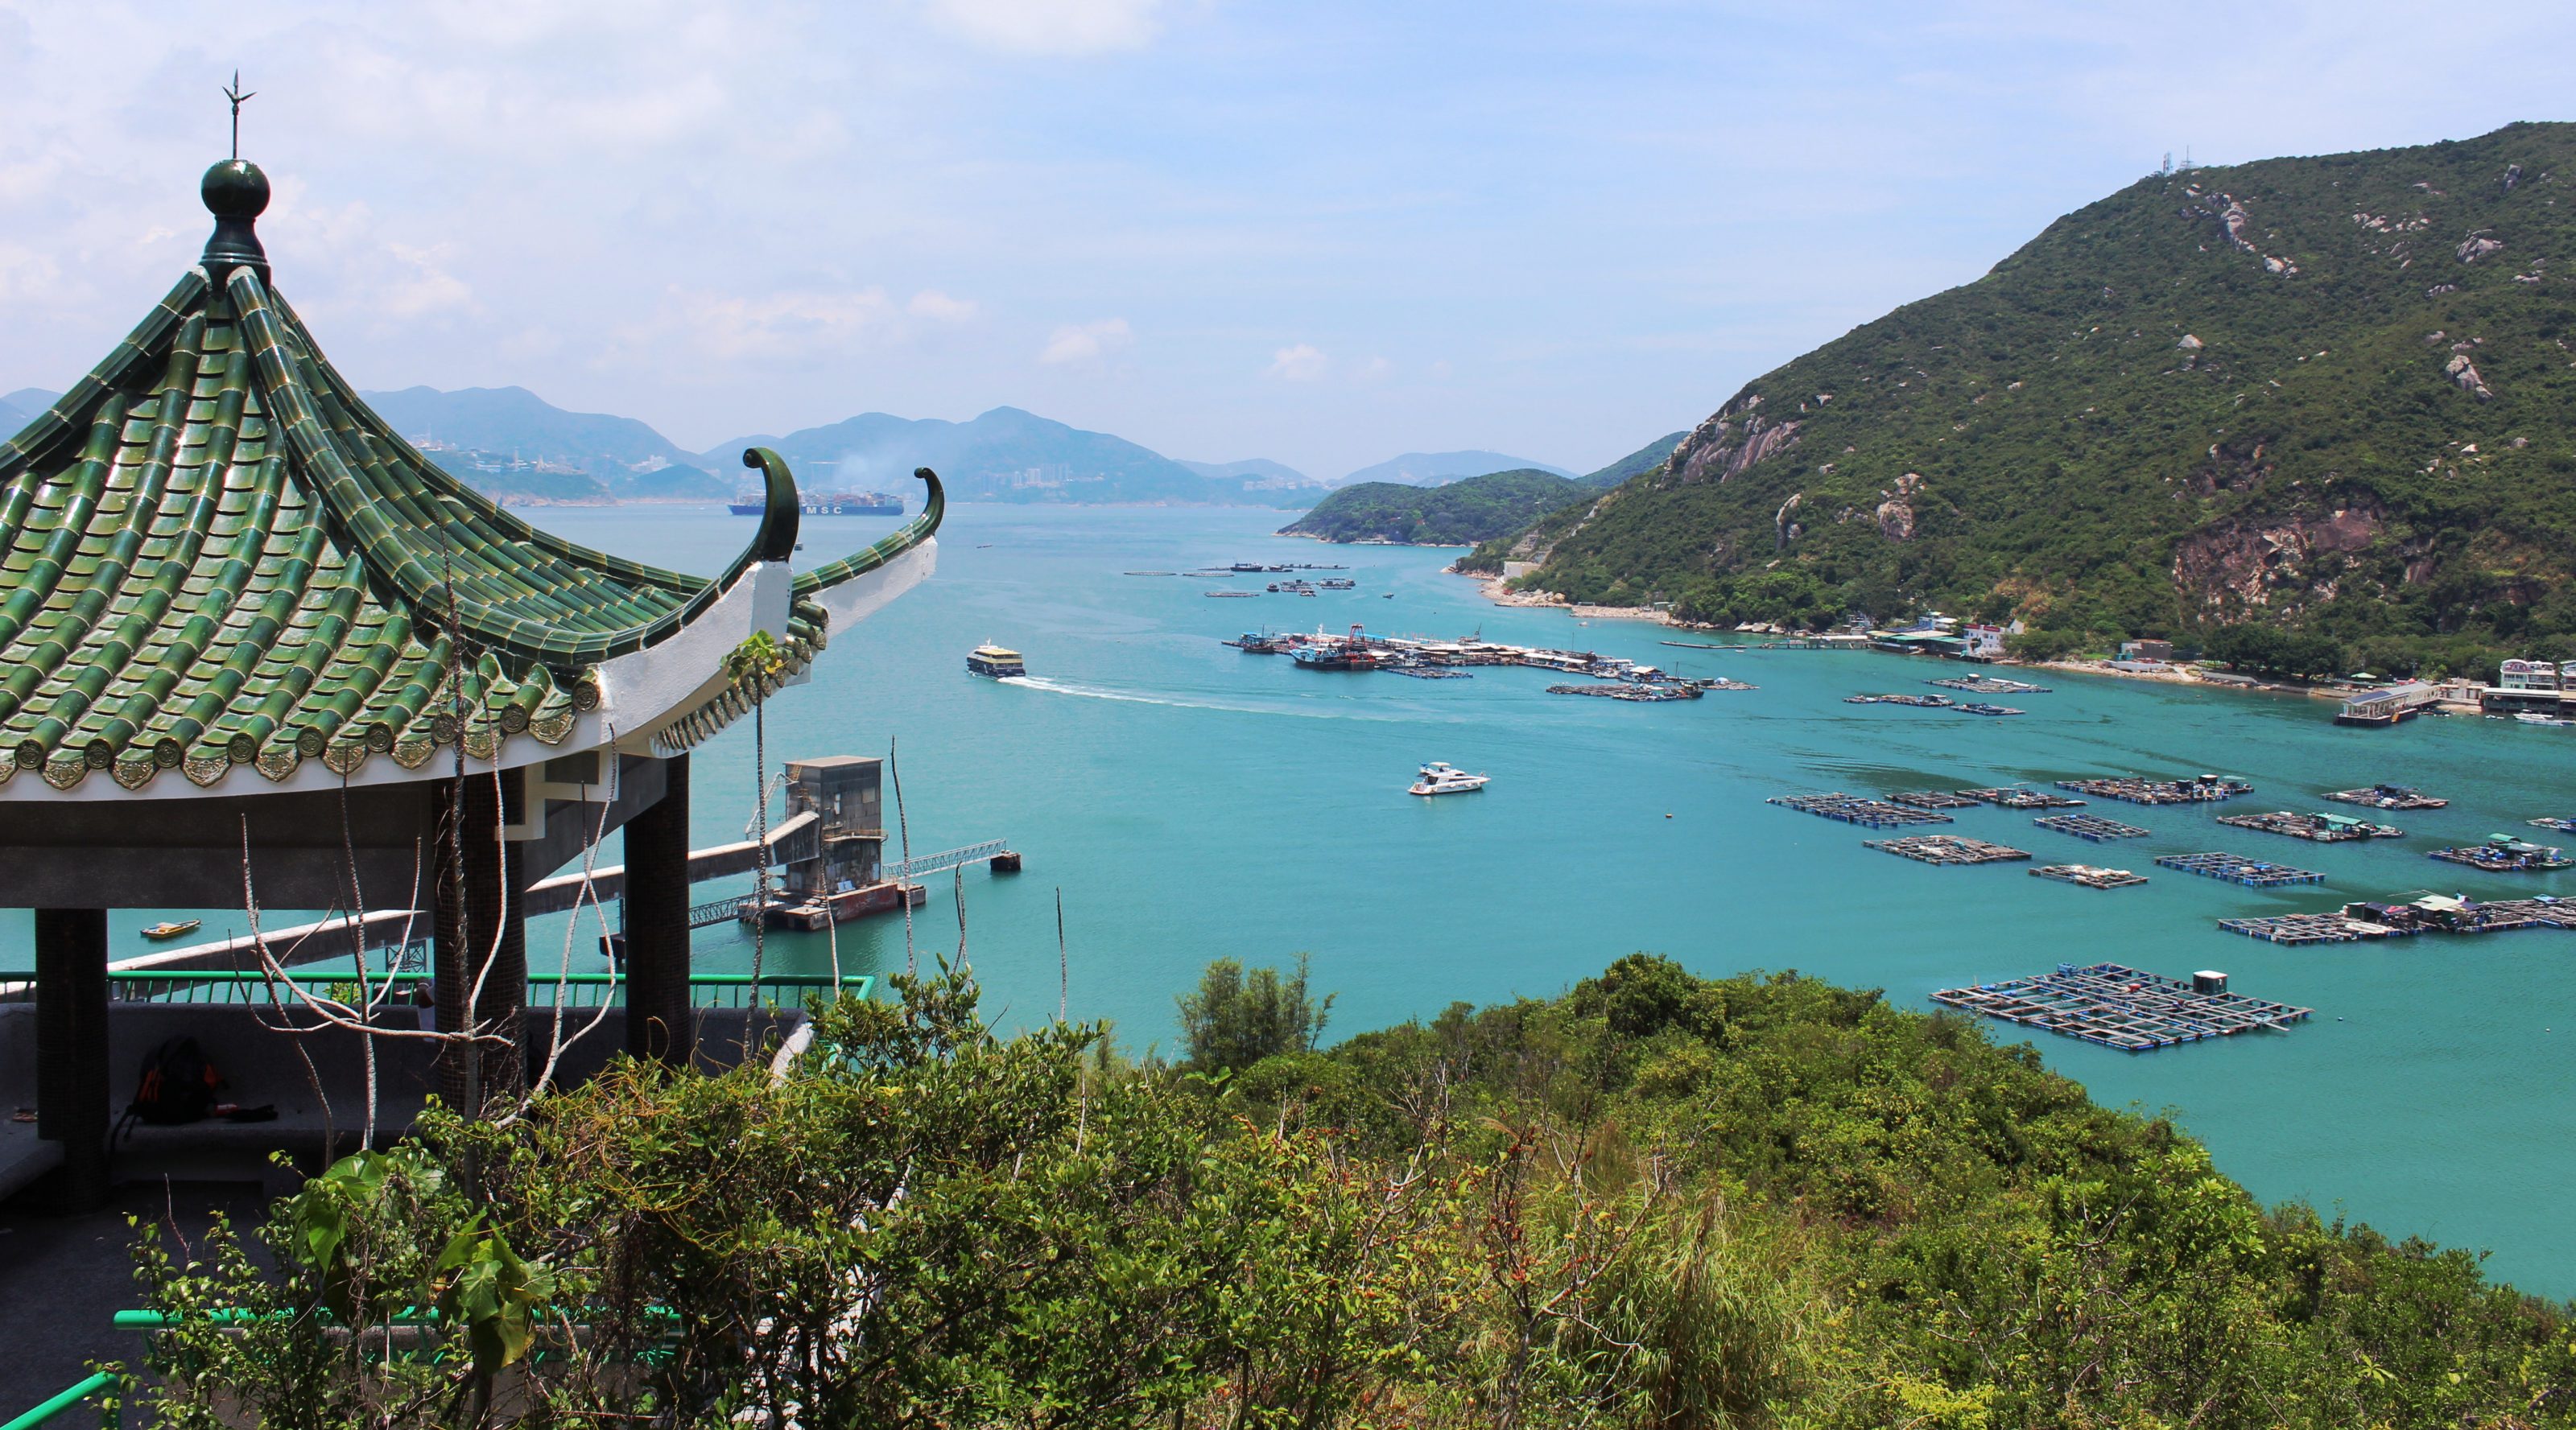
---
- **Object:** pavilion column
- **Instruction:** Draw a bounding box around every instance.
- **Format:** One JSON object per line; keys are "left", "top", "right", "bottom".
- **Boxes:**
{"left": 433, "top": 772, "right": 527, "bottom": 1111}
{"left": 34, "top": 908, "right": 110, "bottom": 1210}
{"left": 624, "top": 754, "right": 694, "bottom": 1065}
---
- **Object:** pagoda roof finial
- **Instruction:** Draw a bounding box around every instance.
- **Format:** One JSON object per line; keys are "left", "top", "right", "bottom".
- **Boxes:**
{"left": 200, "top": 72, "right": 268, "bottom": 279}
{"left": 224, "top": 71, "right": 255, "bottom": 160}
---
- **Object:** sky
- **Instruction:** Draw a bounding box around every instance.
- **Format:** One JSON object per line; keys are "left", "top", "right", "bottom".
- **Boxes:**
{"left": 3, "top": 1, "right": 2574, "bottom": 480}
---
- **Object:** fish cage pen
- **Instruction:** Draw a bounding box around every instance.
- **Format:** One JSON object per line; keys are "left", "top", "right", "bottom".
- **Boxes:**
{"left": 1930, "top": 962, "right": 2313, "bottom": 1052}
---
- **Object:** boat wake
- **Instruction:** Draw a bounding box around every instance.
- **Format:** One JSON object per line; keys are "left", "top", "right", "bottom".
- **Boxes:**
{"left": 999, "top": 674, "right": 1413, "bottom": 723}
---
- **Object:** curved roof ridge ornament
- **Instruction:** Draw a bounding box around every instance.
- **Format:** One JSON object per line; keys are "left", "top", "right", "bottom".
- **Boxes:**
{"left": 790, "top": 467, "right": 945, "bottom": 598}
{"left": 740, "top": 446, "right": 801, "bottom": 561}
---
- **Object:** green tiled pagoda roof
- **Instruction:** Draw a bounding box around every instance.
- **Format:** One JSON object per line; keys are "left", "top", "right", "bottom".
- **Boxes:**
{"left": 0, "top": 160, "right": 941, "bottom": 794}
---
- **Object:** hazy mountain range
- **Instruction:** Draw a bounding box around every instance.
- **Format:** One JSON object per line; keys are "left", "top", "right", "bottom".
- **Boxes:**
{"left": 0, "top": 377, "right": 1653, "bottom": 513}
{"left": 1337, "top": 450, "right": 1574, "bottom": 487}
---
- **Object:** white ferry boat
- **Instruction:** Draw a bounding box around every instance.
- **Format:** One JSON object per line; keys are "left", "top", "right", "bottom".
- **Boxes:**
{"left": 1409, "top": 761, "right": 1490, "bottom": 796}
{"left": 967, "top": 643, "right": 1026, "bottom": 678}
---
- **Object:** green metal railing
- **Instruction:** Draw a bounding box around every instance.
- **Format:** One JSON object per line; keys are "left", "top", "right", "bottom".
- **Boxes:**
{"left": 1, "top": 1371, "right": 120, "bottom": 1430}
{"left": 103, "top": 971, "right": 873, "bottom": 1009}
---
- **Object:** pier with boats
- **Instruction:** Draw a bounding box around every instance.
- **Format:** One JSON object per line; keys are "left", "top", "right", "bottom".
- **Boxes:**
{"left": 1228, "top": 626, "right": 1746, "bottom": 694}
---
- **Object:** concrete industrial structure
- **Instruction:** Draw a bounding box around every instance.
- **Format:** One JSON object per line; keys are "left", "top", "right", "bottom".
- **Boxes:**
{"left": 0, "top": 155, "right": 943, "bottom": 1210}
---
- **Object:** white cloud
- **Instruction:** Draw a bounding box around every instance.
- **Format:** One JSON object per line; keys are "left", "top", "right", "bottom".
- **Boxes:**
{"left": 927, "top": 0, "right": 1168, "bottom": 55}
{"left": 634, "top": 286, "right": 896, "bottom": 364}
{"left": 1353, "top": 355, "right": 1391, "bottom": 382}
{"left": 1265, "top": 343, "right": 1327, "bottom": 382}
{"left": 1039, "top": 317, "right": 1133, "bottom": 365}
{"left": 908, "top": 289, "right": 980, "bottom": 322}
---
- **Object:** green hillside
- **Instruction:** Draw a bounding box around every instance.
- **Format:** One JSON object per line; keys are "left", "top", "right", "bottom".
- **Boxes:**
{"left": 1280, "top": 468, "right": 1584, "bottom": 544}
{"left": 1475, "top": 122, "right": 2576, "bottom": 674}
{"left": 1580, "top": 429, "right": 1686, "bottom": 487}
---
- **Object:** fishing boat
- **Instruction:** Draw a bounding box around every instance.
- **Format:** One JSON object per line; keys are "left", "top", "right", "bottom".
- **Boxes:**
{"left": 966, "top": 643, "right": 1026, "bottom": 678}
{"left": 141, "top": 919, "right": 203, "bottom": 942}
{"left": 1409, "top": 762, "right": 1490, "bottom": 797}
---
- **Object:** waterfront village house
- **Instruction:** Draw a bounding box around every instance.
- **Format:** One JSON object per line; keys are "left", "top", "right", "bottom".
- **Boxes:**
{"left": 2497, "top": 658, "right": 2576, "bottom": 692}
{"left": 1962, "top": 623, "right": 2008, "bottom": 660}
{"left": 2118, "top": 639, "right": 2174, "bottom": 663}
{"left": 0, "top": 155, "right": 943, "bottom": 1211}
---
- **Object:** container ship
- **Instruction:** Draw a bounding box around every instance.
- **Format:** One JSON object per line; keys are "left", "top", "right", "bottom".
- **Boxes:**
{"left": 730, "top": 490, "right": 904, "bottom": 517}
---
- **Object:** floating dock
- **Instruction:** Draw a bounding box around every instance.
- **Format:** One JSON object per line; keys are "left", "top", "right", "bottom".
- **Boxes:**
{"left": 2036, "top": 814, "right": 2151, "bottom": 842}
{"left": 2216, "top": 810, "right": 2403, "bottom": 843}
{"left": 1864, "top": 835, "right": 2031, "bottom": 865}
{"left": 2218, "top": 912, "right": 2417, "bottom": 945}
{"left": 1549, "top": 682, "right": 1703, "bottom": 702}
{"left": 2324, "top": 785, "right": 2448, "bottom": 810}
{"left": 1889, "top": 790, "right": 1982, "bottom": 810}
{"left": 2428, "top": 837, "right": 2572, "bottom": 872}
{"left": 2531, "top": 817, "right": 2576, "bottom": 835}
{"left": 2033, "top": 863, "right": 2148, "bottom": 889}
{"left": 1928, "top": 676, "right": 2050, "bottom": 694}
{"left": 1930, "top": 962, "right": 2313, "bottom": 1052}
{"left": 1963, "top": 787, "right": 2086, "bottom": 810}
{"left": 2059, "top": 775, "right": 2253, "bottom": 806}
{"left": 1769, "top": 793, "right": 1953, "bottom": 827}
{"left": 1847, "top": 693, "right": 1953, "bottom": 707}
{"left": 2155, "top": 851, "right": 2326, "bottom": 886}
{"left": 1957, "top": 703, "right": 2025, "bottom": 716}
{"left": 2339, "top": 895, "right": 2575, "bottom": 935}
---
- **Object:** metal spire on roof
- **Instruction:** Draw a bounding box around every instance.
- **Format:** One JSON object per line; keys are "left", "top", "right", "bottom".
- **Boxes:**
{"left": 223, "top": 71, "right": 255, "bottom": 160}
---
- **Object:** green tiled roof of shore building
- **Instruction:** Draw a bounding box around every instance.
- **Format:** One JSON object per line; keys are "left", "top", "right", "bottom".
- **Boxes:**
{"left": 0, "top": 158, "right": 940, "bottom": 794}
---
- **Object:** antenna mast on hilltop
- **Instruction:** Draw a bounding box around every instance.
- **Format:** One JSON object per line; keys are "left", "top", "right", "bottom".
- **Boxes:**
{"left": 222, "top": 71, "right": 256, "bottom": 159}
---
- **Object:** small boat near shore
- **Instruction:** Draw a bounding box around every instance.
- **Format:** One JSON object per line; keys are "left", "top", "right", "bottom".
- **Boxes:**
{"left": 142, "top": 919, "right": 203, "bottom": 942}
{"left": 1410, "top": 762, "right": 1490, "bottom": 796}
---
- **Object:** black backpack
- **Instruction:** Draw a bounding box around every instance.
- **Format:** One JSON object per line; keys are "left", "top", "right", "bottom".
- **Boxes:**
{"left": 127, "top": 1036, "right": 224, "bottom": 1127}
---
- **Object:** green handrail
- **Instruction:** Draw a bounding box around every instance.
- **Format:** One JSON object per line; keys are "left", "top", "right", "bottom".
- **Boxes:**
{"left": 0, "top": 1370, "right": 119, "bottom": 1430}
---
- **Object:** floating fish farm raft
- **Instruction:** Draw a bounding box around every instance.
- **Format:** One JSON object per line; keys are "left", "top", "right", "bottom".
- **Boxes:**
{"left": 1930, "top": 962, "right": 2313, "bottom": 1053}
{"left": 1768, "top": 793, "right": 1952, "bottom": 827}
{"left": 1889, "top": 790, "right": 1982, "bottom": 810}
{"left": 2529, "top": 817, "right": 2576, "bottom": 835}
{"left": 2036, "top": 814, "right": 2151, "bottom": 842}
{"left": 2058, "top": 775, "right": 2253, "bottom": 806}
{"left": 1963, "top": 787, "right": 2087, "bottom": 810}
{"left": 1382, "top": 666, "right": 1472, "bottom": 679}
{"left": 1928, "top": 676, "right": 2050, "bottom": 694}
{"left": 2429, "top": 838, "right": 2573, "bottom": 872}
{"left": 2219, "top": 912, "right": 2419, "bottom": 945}
{"left": 1846, "top": 693, "right": 1953, "bottom": 707}
{"left": 1956, "top": 703, "right": 2025, "bottom": 717}
{"left": 1548, "top": 682, "right": 1703, "bottom": 702}
{"left": 2155, "top": 851, "right": 2326, "bottom": 886}
{"left": 2032, "top": 863, "right": 2149, "bottom": 889}
{"left": 2215, "top": 810, "right": 2403, "bottom": 843}
{"left": 2324, "top": 785, "right": 2449, "bottom": 811}
{"left": 1864, "top": 835, "right": 2031, "bottom": 865}
{"left": 2240, "top": 896, "right": 2576, "bottom": 939}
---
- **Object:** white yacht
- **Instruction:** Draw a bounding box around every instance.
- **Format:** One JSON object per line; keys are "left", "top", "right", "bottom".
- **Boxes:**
{"left": 1409, "top": 761, "right": 1490, "bottom": 796}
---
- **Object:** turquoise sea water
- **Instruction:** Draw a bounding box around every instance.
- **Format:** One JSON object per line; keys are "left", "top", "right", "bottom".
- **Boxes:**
{"left": 14, "top": 501, "right": 2575, "bottom": 1292}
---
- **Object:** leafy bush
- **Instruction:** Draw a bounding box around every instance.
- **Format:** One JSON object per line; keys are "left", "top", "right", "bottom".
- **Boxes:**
{"left": 129, "top": 956, "right": 2576, "bottom": 1428}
